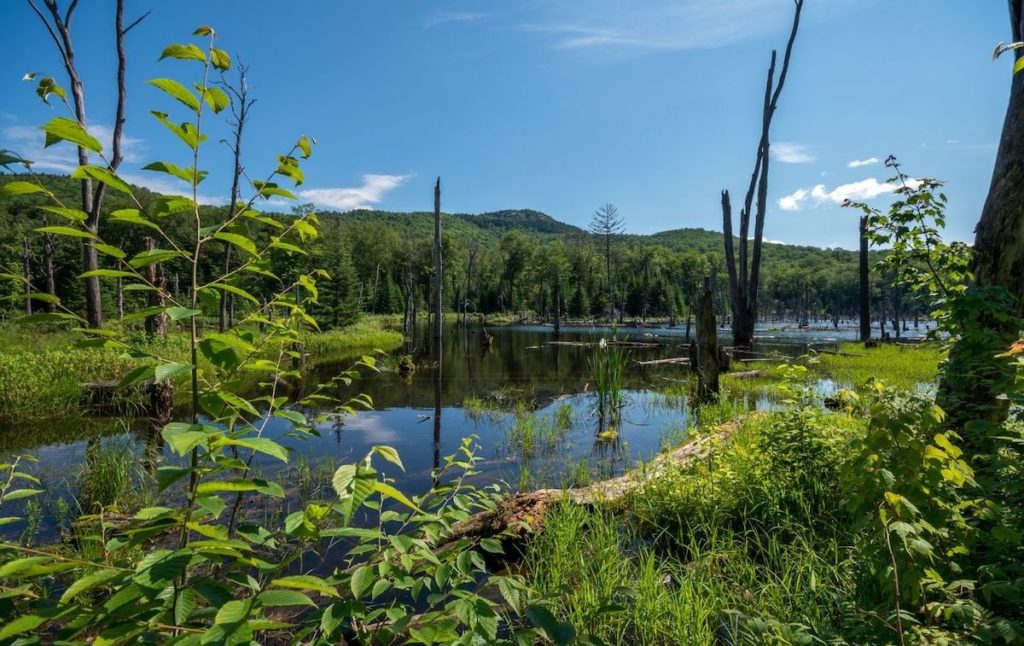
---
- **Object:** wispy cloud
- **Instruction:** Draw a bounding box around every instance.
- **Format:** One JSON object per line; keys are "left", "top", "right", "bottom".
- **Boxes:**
{"left": 425, "top": 11, "right": 485, "bottom": 29}
{"left": 778, "top": 177, "right": 919, "bottom": 211}
{"left": 298, "top": 174, "right": 412, "bottom": 212}
{"left": 771, "top": 142, "right": 815, "bottom": 164}
{"left": 847, "top": 157, "right": 879, "bottom": 168}
{"left": 517, "top": 0, "right": 847, "bottom": 52}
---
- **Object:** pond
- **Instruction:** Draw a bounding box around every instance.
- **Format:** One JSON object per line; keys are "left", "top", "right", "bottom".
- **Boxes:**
{"left": 1, "top": 320, "right": 931, "bottom": 544}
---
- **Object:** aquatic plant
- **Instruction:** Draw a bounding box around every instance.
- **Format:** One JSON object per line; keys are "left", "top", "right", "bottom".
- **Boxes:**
{"left": 589, "top": 337, "right": 627, "bottom": 424}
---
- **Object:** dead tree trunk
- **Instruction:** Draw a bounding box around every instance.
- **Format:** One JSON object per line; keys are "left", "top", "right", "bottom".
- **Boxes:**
{"left": 720, "top": 0, "right": 803, "bottom": 347}
{"left": 433, "top": 177, "right": 443, "bottom": 343}
{"left": 28, "top": 0, "right": 147, "bottom": 328}
{"left": 143, "top": 237, "right": 168, "bottom": 337}
{"left": 695, "top": 277, "right": 719, "bottom": 401}
{"left": 859, "top": 215, "right": 871, "bottom": 341}
{"left": 116, "top": 276, "right": 124, "bottom": 320}
{"left": 22, "top": 237, "right": 33, "bottom": 315}
{"left": 40, "top": 215, "right": 56, "bottom": 313}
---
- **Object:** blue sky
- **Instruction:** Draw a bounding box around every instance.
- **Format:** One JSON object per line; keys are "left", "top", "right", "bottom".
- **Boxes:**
{"left": 0, "top": 1, "right": 1013, "bottom": 248}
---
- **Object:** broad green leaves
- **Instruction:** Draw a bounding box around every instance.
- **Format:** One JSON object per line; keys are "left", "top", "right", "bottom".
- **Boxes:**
{"left": 148, "top": 78, "right": 201, "bottom": 111}
{"left": 41, "top": 117, "right": 102, "bottom": 152}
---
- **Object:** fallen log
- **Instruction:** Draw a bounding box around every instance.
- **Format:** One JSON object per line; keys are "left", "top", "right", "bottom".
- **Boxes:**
{"left": 438, "top": 416, "right": 752, "bottom": 548}
{"left": 635, "top": 356, "right": 690, "bottom": 366}
{"left": 725, "top": 370, "right": 767, "bottom": 379}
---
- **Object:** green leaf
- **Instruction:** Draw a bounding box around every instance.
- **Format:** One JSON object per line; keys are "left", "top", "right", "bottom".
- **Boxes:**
{"left": 148, "top": 78, "right": 201, "bottom": 111}
{"left": 129, "top": 248, "right": 185, "bottom": 269}
{"left": 110, "top": 208, "right": 162, "bottom": 232}
{"left": 350, "top": 565, "right": 373, "bottom": 599}
{"left": 162, "top": 422, "right": 211, "bottom": 456}
{"left": 167, "top": 306, "right": 201, "bottom": 321}
{"left": 0, "top": 181, "right": 47, "bottom": 198}
{"left": 143, "top": 160, "right": 201, "bottom": 184}
{"left": 374, "top": 482, "right": 420, "bottom": 512}
{"left": 35, "top": 225, "right": 96, "bottom": 240}
{"left": 297, "top": 136, "right": 313, "bottom": 159}
{"left": 210, "top": 48, "right": 232, "bottom": 71}
{"left": 0, "top": 614, "right": 46, "bottom": 641}
{"left": 201, "top": 282, "right": 259, "bottom": 304}
{"left": 213, "top": 438, "right": 288, "bottom": 463}
{"left": 371, "top": 446, "right": 404, "bottom": 471}
{"left": 4, "top": 488, "right": 44, "bottom": 501}
{"left": 257, "top": 590, "right": 315, "bottom": 607}
{"left": 150, "top": 111, "right": 206, "bottom": 150}
{"left": 212, "top": 231, "right": 258, "bottom": 256}
{"left": 79, "top": 269, "right": 135, "bottom": 279}
{"left": 60, "top": 568, "right": 122, "bottom": 604}
{"left": 159, "top": 43, "right": 206, "bottom": 63}
{"left": 271, "top": 575, "right": 339, "bottom": 598}
{"left": 215, "top": 599, "right": 250, "bottom": 624}
{"left": 526, "top": 604, "right": 576, "bottom": 645}
{"left": 71, "top": 164, "right": 132, "bottom": 194}
{"left": 155, "top": 362, "right": 192, "bottom": 383}
{"left": 94, "top": 243, "right": 127, "bottom": 259}
{"left": 42, "top": 116, "right": 102, "bottom": 153}
{"left": 39, "top": 205, "right": 88, "bottom": 221}
{"left": 201, "top": 86, "right": 230, "bottom": 113}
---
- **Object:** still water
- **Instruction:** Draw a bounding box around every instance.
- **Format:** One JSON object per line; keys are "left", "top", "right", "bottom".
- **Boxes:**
{"left": 1, "top": 321, "right": 930, "bottom": 542}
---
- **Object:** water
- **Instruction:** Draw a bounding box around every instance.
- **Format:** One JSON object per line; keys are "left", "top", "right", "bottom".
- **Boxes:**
{"left": 1, "top": 321, "right": 911, "bottom": 543}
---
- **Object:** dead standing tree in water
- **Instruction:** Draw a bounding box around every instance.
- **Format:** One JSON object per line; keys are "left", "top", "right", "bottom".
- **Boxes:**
{"left": 721, "top": 0, "right": 804, "bottom": 348}
{"left": 694, "top": 277, "right": 720, "bottom": 401}
{"left": 27, "top": 0, "right": 148, "bottom": 328}
{"left": 433, "top": 177, "right": 443, "bottom": 343}
{"left": 590, "top": 203, "right": 623, "bottom": 323}
{"left": 859, "top": 215, "right": 871, "bottom": 341}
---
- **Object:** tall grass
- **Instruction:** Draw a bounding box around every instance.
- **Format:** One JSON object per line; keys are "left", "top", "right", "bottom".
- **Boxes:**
{"left": 590, "top": 338, "right": 626, "bottom": 423}
{"left": 811, "top": 341, "right": 943, "bottom": 390}
{"left": 301, "top": 315, "right": 404, "bottom": 356}
{"left": 75, "top": 437, "right": 154, "bottom": 512}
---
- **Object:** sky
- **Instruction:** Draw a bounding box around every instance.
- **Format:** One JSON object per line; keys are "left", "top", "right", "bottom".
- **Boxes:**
{"left": 0, "top": 1, "right": 1014, "bottom": 249}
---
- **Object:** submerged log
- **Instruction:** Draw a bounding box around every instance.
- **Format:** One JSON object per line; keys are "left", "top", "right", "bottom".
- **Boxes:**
{"left": 438, "top": 416, "right": 750, "bottom": 548}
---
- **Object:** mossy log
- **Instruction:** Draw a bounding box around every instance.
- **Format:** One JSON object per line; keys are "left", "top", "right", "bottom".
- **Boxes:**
{"left": 437, "top": 416, "right": 751, "bottom": 549}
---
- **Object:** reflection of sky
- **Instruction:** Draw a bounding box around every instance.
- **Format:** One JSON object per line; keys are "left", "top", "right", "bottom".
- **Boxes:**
{"left": 2, "top": 324, "right": 933, "bottom": 543}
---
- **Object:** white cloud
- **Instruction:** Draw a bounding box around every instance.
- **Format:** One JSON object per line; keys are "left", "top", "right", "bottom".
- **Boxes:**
{"left": 771, "top": 142, "right": 815, "bottom": 164}
{"left": 425, "top": 12, "right": 485, "bottom": 28}
{"left": 847, "top": 157, "right": 879, "bottom": 168}
{"left": 298, "top": 174, "right": 412, "bottom": 211}
{"left": 778, "top": 177, "right": 920, "bottom": 211}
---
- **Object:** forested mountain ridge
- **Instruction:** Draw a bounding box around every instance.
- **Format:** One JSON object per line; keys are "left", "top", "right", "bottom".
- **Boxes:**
{"left": 1, "top": 173, "right": 893, "bottom": 325}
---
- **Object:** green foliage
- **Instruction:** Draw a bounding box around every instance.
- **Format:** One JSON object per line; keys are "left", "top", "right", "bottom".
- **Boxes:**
{"left": 590, "top": 338, "right": 626, "bottom": 424}
{"left": 0, "top": 28, "right": 546, "bottom": 644}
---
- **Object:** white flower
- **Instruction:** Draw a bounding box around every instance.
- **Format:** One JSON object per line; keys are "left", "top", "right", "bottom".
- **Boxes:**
{"left": 599, "top": 338, "right": 608, "bottom": 349}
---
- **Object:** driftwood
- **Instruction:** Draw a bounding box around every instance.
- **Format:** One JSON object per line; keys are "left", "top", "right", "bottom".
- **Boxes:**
{"left": 811, "top": 348, "right": 864, "bottom": 358}
{"left": 635, "top": 356, "right": 690, "bottom": 366}
{"left": 726, "top": 370, "right": 767, "bottom": 379}
{"left": 438, "top": 416, "right": 751, "bottom": 548}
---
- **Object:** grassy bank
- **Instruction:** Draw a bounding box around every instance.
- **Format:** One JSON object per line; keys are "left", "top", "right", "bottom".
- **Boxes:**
{"left": 0, "top": 315, "right": 405, "bottom": 420}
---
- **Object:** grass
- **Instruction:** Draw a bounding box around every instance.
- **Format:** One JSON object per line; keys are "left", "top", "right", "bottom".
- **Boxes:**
{"left": 810, "top": 341, "right": 943, "bottom": 390}
{"left": 508, "top": 404, "right": 574, "bottom": 459}
{"left": 524, "top": 410, "right": 870, "bottom": 644}
{"left": 302, "top": 315, "right": 405, "bottom": 356}
{"left": 75, "top": 436, "right": 154, "bottom": 513}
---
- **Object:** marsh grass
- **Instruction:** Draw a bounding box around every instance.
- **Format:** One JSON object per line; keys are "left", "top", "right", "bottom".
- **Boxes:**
{"left": 508, "top": 405, "right": 573, "bottom": 458}
{"left": 590, "top": 339, "right": 627, "bottom": 423}
{"left": 810, "top": 341, "right": 943, "bottom": 390}
{"left": 301, "top": 315, "right": 405, "bottom": 356}
{"left": 75, "top": 436, "right": 154, "bottom": 513}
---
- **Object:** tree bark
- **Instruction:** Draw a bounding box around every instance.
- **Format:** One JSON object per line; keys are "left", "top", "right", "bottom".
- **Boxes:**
{"left": 859, "top": 215, "right": 871, "bottom": 341}
{"left": 22, "top": 237, "right": 33, "bottom": 315}
{"left": 143, "top": 237, "right": 168, "bottom": 337}
{"left": 433, "top": 178, "right": 443, "bottom": 342}
{"left": 720, "top": 0, "right": 803, "bottom": 348}
{"left": 696, "top": 277, "right": 719, "bottom": 401}
{"left": 41, "top": 215, "right": 56, "bottom": 313}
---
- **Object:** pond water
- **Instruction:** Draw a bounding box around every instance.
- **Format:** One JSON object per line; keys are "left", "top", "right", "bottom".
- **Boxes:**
{"left": 1, "top": 320, "right": 930, "bottom": 543}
